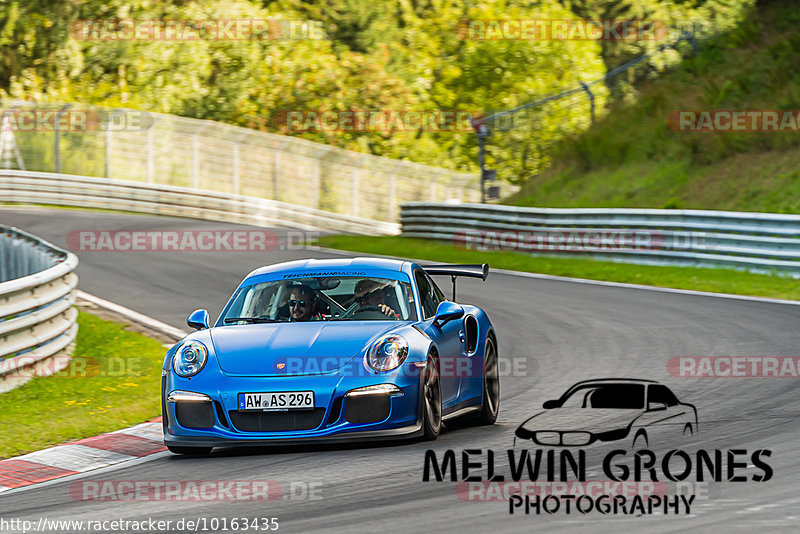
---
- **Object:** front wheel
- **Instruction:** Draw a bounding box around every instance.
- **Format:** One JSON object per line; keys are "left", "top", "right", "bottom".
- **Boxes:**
{"left": 474, "top": 336, "right": 500, "bottom": 425}
{"left": 421, "top": 351, "right": 442, "bottom": 440}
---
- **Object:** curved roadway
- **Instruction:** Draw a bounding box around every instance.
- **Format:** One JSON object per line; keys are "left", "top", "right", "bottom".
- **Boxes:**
{"left": 1, "top": 207, "right": 799, "bottom": 533}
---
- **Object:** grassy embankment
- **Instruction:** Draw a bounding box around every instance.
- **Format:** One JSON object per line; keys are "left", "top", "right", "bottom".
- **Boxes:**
{"left": 508, "top": 0, "right": 800, "bottom": 213}
{"left": 0, "top": 311, "right": 167, "bottom": 459}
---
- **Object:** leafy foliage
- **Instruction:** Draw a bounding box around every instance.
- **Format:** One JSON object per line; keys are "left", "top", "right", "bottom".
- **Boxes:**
{"left": 510, "top": 0, "right": 800, "bottom": 213}
{"left": 0, "top": 0, "right": 754, "bottom": 182}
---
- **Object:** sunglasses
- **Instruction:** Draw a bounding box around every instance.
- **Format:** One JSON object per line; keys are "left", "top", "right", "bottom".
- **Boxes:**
{"left": 288, "top": 299, "right": 309, "bottom": 308}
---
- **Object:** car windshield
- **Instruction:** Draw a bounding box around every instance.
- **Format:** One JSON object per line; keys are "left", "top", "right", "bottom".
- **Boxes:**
{"left": 559, "top": 384, "right": 645, "bottom": 409}
{"left": 220, "top": 276, "right": 418, "bottom": 323}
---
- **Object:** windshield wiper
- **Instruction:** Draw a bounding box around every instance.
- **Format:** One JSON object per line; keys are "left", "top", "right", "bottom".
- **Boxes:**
{"left": 223, "top": 316, "right": 281, "bottom": 324}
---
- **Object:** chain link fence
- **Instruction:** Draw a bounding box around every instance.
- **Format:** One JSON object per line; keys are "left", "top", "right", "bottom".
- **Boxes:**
{"left": 475, "top": 32, "right": 697, "bottom": 184}
{"left": 1, "top": 102, "right": 518, "bottom": 223}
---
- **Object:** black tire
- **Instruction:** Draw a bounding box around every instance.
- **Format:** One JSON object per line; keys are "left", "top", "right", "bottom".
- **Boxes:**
{"left": 421, "top": 351, "right": 442, "bottom": 441}
{"left": 474, "top": 336, "right": 500, "bottom": 425}
{"left": 167, "top": 446, "right": 213, "bottom": 456}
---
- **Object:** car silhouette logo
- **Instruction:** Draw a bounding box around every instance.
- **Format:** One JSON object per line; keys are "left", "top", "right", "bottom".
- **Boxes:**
{"left": 515, "top": 378, "right": 698, "bottom": 448}
{"left": 276, "top": 362, "right": 286, "bottom": 370}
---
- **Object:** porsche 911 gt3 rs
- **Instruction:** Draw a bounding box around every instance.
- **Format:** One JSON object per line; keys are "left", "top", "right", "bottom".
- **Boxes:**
{"left": 162, "top": 257, "right": 499, "bottom": 454}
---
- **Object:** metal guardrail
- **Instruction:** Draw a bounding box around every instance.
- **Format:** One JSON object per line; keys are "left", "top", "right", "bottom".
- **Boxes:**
{"left": 0, "top": 226, "right": 79, "bottom": 393}
{"left": 0, "top": 170, "right": 400, "bottom": 235}
{"left": 401, "top": 202, "right": 800, "bottom": 275}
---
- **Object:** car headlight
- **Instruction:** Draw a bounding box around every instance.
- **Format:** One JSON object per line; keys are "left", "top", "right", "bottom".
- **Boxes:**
{"left": 172, "top": 341, "right": 208, "bottom": 377}
{"left": 367, "top": 335, "right": 409, "bottom": 372}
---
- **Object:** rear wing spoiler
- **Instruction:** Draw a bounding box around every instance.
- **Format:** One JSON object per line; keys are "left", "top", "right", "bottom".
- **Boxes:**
{"left": 421, "top": 263, "right": 489, "bottom": 300}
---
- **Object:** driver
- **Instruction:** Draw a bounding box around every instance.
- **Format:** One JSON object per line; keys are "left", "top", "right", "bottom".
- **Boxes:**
{"left": 353, "top": 279, "right": 398, "bottom": 318}
{"left": 288, "top": 284, "right": 321, "bottom": 321}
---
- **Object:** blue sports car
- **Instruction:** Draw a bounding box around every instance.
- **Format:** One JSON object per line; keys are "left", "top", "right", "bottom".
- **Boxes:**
{"left": 162, "top": 257, "right": 499, "bottom": 454}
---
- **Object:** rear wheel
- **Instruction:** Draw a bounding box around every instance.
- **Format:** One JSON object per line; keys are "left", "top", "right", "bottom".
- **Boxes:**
{"left": 167, "top": 446, "right": 212, "bottom": 456}
{"left": 474, "top": 336, "right": 499, "bottom": 425}
{"left": 421, "top": 351, "right": 442, "bottom": 440}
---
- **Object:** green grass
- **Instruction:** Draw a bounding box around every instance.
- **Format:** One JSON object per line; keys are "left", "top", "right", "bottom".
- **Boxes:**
{"left": 0, "top": 311, "right": 167, "bottom": 459}
{"left": 508, "top": 0, "right": 800, "bottom": 214}
{"left": 317, "top": 235, "right": 800, "bottom": 301}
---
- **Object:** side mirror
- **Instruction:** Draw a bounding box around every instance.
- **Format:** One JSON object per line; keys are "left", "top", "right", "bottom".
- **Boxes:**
{"left": 433, "top": 301, "right": 464, "bottom": 327}
{"left": 187, "top": 309, "right": 210, "bottom": 330}
{"left": 647, "top": 401, "right": 667, "bottom": 412}
{"left": 542, "top": 400, "right": 559, "bottom": 409}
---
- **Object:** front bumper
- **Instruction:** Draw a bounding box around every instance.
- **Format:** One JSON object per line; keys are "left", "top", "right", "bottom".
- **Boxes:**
{"left": 164, "top": 423, "right": 423, "bottom": 448}
{"left": 162, "top": 363, "right": 425, "bottom": 447}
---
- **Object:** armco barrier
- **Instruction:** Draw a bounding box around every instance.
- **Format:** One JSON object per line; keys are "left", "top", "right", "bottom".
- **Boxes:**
{"left": 0, "top": 226, "right": 79, "bottom": 393}
{"left": 401, "top": 202, "right": 800, "bottom": 275}
{"left": 0, "top": 170, "right": 399, "bottom": 235}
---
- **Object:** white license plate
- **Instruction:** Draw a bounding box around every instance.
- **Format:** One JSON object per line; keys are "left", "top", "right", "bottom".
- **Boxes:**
{"left": 237, "top": 391, "right": 315, "bottom": 411}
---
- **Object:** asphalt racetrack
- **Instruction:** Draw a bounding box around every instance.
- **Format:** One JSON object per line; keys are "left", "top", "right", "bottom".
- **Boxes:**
{"left": 2, "top": 207, "right": 799, "bottom": 533}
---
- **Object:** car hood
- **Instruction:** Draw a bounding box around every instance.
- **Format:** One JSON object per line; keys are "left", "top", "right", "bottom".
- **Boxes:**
{"left": 517, "top": 408, "right": 642, "bottom": 435}
{"left": 209, "top": 322, "right": 401, "bottom": 376}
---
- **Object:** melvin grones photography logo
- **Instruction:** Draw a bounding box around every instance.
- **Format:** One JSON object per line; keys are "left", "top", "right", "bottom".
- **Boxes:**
{"left": 422, "top": 377, "right": 773, "bottom": 517}
{"left": 514, "top": 379, "right": 698, "bottom": 449}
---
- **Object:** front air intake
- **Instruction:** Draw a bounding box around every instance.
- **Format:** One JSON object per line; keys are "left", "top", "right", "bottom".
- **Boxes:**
{"left": 175, "top": 401, "right": 215, "bottom": 429}
{"left": 228, "top": 409, "right": 326, "bottom": 432}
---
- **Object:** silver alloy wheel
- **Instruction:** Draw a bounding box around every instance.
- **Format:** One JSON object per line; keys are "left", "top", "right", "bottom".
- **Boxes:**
{"left": 424, "top": 352, "right": 442, "bottom": 436}
{"left": 484, "top": 338, "right": 499, "bottom": 418}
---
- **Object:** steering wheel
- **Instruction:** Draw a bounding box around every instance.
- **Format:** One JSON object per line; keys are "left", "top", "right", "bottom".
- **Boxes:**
{"left": 348, "top": 305, "right": 398, "bottom": 320}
